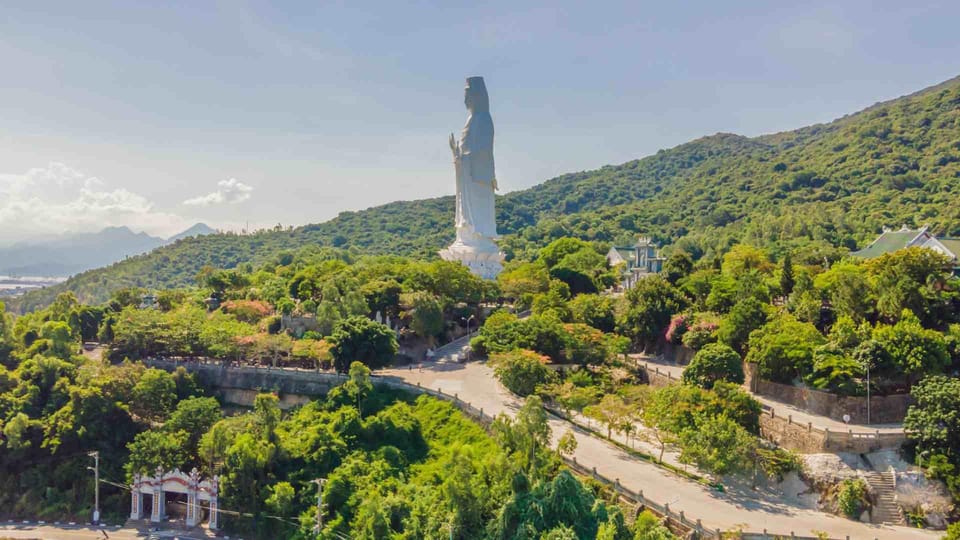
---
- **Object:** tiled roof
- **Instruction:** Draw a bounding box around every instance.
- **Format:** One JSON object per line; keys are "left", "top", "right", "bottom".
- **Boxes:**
{"left": 937, "top": 238, "right": 960, "bottom": 260}
{"left": 851, "top": 230, "right": 920, "bottom": 258}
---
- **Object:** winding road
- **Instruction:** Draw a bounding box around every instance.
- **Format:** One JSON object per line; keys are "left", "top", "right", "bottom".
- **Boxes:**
{"left": 380, "top": 361, "right": 938, "bottom": 539}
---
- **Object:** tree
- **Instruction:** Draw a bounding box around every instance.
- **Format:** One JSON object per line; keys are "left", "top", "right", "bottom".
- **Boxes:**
{"left": 126, "top": 429, "right": 189, "bottom": 475}
{"left": 254, "top": 393, "right": 282, "bottom": 441}
{"left": 678, "top": 415, "right": 756, "bottom": 477}
{"left": 717, "top": 297, "right": 768, "bottom": 354}
{"left": 568, "top": 294, "right": 616, "bottom": 333}
{"left": 165, "top": 397, "right": 221, "bottom": 455}
{"left": 497, "top": 261, "right": 550, "bottom": 301}
{"left": 814, "top": 262, "right": 875, "bottom": 323}
{"left": 641, "top": 389, "right": 682, "bottom": 462}
{"left": 904, "top": 376, "right": 960, "bottom": 460}
{"left": 490, "top": 349, "right": 557, "bottom": 396}
{"left": 315, "top": 300, "right": 342, "bottom": 336}
{"left": 252, "top": 333, "right": 293, "bottom": 367}
{"left": 291, "top": 338, "right": 332, "bottom": 370}
{"left": 328, "top": 316, "right": 398, "bottom": 372}
{"left": 744, "top": 314, "right": 825, "bottom": 383}
{"left": 866, "top": 247, "right": 953, "bottom": 327}
{"left": 721, "top": 245, "right": 770, "bottom": 278}
{"left": 584, "top": 394, "right": 630, "bottom": 441}
{"left": 620, "top": 276, "right": 686, "bottom": 350}
{"left": 403, "top": 292, "right": 444, "bottom": 343}
{"left": 265, "top": 481, "right": 296, "bottom": 517}
{"left": 872, "top": 310, "right": 949, "bottom": 378}
{"left": 531, "top": 280, "right": 573, "bottom": 321}
{"left": 539, "top": 238, "right": 595, "bottom": 268}
{"left": 631, "top": 510, "right": 677, "bottom": 540}
{"left": 131, "top": 368, "right": 177, "bottom": 421}
{"left": 557, "top": 429, "right": 578, "bottom": 458}
{"left": 806, "top": 346, "right": 863, "bottom": 395}
{"left": 343, "top": 361, "right": 373, "bottom": 418}
{"left": 779, "top": 252, "right": 795, "bottom": 297}
{"left": 662, "top": 251, "right": 694, "bottom": 285}
{"left": 682, "top": 343, "right": 744, "bottom": 389}
{"left": 492, "top": 395, "right": 552, "bottom": 475}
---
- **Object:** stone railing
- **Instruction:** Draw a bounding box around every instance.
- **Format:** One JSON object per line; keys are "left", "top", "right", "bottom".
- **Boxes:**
{"left": 759, "top": 406, "right": 905, "bottom": 454}
{"left": 635, "top": 358, "right": 679, "bottom": 388}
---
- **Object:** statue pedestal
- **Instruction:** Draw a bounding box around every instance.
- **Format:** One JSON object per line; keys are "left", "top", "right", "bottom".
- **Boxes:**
{"left": 439, "top": 237, "right": 504, "bottom": 280}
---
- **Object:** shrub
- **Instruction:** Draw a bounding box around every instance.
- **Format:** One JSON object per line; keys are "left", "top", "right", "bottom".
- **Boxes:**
{"left": 664, "top": 315, "right": 688, "bottom": 345}
{"left": 682, "top": 343, "right": 744, "bottom": 389}
{"left": 681, "top": 320, "right": 718, "bottom": 350}
{"left": 490, "top": 349, "right": 557, "bottom": 396}
{"left": 837, "top": 478, "right": 868, "bottom": 518}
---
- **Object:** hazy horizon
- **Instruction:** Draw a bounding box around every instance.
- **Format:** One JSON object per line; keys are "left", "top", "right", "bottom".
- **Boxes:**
{"left": 2, "top": 1, "right": 959, "bottom": 244}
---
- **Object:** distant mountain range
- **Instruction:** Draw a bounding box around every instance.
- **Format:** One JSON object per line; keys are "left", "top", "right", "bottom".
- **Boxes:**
{"left": 0, "top": 223, "right": 215, "bottom": 277}
{"left": 10, "top": 74, "right": 960, "bottom": 313}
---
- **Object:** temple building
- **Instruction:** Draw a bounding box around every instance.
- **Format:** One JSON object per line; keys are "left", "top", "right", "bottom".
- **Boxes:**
{"left": 852, "top": 225, "right": 960, "bottom": 274}
{"left": 606, "top": 236, "right": 666, "bottom": 290}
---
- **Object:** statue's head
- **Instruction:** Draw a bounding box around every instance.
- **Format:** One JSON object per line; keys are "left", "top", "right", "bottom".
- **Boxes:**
{"left": 464, "top": 76, "right": 489, "bottom": 113}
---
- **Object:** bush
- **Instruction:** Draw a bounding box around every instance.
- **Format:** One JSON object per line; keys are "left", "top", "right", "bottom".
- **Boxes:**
{"left": 681, "top": 321, "right": 718, "bottom": 350}
{"left": 664, "top": 315, "right": 688, "bottom": 345}
{"left": 682, "top": 343, "right": 744, "bottom": 389}
{"left": 469, "top": 335, "right": 488, "bottom": 358}
{"left": 837, "top": 478, "right": 868, "bottom": 518}
{"left": 490, "top": 349, "right": 558, "bottom": 396}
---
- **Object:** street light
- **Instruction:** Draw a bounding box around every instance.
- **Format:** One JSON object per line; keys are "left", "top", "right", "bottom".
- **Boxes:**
{"left": 865, "top": 360, "right": 871, "bottom": 425}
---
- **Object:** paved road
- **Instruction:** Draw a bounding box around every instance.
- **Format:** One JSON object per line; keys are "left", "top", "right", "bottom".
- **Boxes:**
{"left": 380, "top": 361, "right": 938, "bottom": 539}
{"left": 632, "top": 355, "right": 904, "bottom": 434}
{"left": 1, "top": 524, "right": 142, "bottom": 539}
{"left": 0, "top": 521, "right": 219, "bottom": 539}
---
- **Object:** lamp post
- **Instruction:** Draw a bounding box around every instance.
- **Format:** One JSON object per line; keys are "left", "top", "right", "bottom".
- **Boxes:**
{"left": 866, "top": 361, "right": 871, "bottom": 425}
{"left": 87, "top": 451, "right": 100, "bottom": 524}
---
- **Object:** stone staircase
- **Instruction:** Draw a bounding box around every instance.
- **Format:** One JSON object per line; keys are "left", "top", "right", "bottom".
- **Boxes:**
{"left": 864, "top": 469, "right": 904, "bottom": 525}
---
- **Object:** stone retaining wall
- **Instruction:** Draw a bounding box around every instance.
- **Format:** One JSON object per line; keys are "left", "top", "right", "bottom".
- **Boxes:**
{"left": 754, "top": 379, "right": 912, "bottom": 424}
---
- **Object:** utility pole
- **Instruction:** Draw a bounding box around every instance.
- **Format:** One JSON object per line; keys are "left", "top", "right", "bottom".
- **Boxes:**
{"left": 87, "top": 451, "right": 100, "bottom": 524}
{"left": 312, "top": 478, "right": 327, "bottom": 533}
{"left": 866, "top": 361, "right": 871, "bottom": 425}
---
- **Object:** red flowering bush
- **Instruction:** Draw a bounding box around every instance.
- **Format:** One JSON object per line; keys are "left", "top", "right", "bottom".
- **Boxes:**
{"left": 664, "top": 315, "right": 688, "bottom": 345}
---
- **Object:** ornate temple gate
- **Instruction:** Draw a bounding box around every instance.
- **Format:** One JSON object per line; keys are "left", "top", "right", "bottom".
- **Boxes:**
{"left": 130, "top": 467, "right": 220, "bottom": 529}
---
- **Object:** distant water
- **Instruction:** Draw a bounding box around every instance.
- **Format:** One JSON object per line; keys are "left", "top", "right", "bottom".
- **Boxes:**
{"left": 0, "top": 275, "right": 66, "bottom": 294}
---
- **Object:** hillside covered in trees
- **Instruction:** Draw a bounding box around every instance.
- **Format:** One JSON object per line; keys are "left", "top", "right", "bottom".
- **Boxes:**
{"left": 13, "top": 74, "right": 960, "bottom": 312}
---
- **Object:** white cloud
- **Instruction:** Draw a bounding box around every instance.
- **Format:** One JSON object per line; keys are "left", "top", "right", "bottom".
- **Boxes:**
{"left": 183, "top": 178, "right": 253, "bottom": 207}
{"left": 0, "top": 162, "right": 189, "bottom": 245}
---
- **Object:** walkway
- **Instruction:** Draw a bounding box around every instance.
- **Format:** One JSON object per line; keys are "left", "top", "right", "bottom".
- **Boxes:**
{"left": 632, "top": 355, "right": 904, "bottom": 435}
{"left": 380, "top": 361, "right": 937, "bottom": 539}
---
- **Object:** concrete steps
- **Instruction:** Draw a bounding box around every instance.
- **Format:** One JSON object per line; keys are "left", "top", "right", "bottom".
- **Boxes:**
{"left": 864, "top": 470, "right": 904, "bottom": 525}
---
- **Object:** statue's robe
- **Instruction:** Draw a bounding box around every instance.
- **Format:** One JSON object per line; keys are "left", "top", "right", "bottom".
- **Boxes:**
{"left": 455, "top": 109, "right": 498, "bottom": 241}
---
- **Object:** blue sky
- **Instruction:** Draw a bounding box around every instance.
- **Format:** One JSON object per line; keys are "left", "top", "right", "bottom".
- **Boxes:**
{"left": 0, "top": 1, "right": 958, "bottom": 244}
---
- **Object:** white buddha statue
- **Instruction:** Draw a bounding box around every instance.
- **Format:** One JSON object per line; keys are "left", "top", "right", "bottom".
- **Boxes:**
{"left": 439, "top": 76, "right": 505, "bottom": 279}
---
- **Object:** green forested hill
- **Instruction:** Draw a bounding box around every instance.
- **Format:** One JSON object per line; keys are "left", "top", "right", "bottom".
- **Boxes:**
{"left": 12, "top": 75, "right": 960, "bottom": 311}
